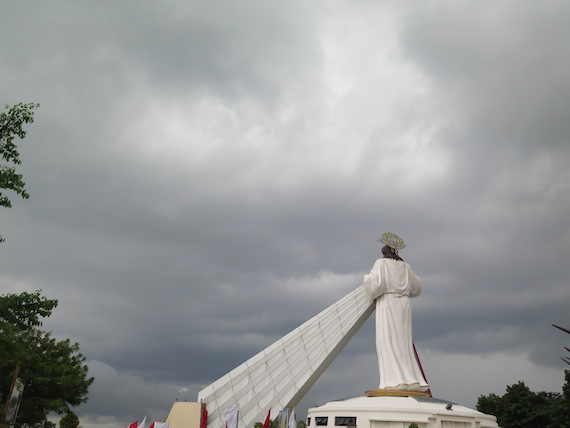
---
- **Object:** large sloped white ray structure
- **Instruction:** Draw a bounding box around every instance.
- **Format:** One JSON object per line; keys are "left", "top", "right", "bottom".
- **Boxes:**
{"left": 197, "top": 285, "right": 374, "bottom": 428}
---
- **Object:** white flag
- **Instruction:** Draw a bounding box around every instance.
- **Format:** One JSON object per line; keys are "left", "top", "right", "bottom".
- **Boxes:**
{"left": 221, "top": 405, "right": 239, "bottom": 428}
{"left": 154, "top": 422, "right": 170, "bottom": 428}
{"left": 288, "top": 409, "right": 296, "bottom": 428}
{"left": 138, "top": 417, "right": 147, "bottom": 428}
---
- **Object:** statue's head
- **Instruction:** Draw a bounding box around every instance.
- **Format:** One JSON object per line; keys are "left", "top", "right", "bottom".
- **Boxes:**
{"left": 381, "top": 245, "right": 394, "bottom": 257}
{"left": 381, "top": 244, "right": 403, "bottom": 261}
{"left": 378, "top": 232, "right": 406, "bottom": 261}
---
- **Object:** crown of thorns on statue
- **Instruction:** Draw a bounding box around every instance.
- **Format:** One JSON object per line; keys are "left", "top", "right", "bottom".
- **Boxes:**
{"left": 377, "top": 232, "right": 407, "bottom": 252}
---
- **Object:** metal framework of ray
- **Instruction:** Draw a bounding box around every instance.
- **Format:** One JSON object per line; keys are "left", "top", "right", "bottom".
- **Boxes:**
{"left": 197, "top": 285, "right": 374, "bottom": 428}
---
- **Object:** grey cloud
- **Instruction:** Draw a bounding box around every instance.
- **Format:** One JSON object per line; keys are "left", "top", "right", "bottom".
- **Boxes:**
{"left": 1, "top": 2, "right": 570, "bottom": 428}
{"left": 80, "top": 360, "right": 196, "bottom": 422}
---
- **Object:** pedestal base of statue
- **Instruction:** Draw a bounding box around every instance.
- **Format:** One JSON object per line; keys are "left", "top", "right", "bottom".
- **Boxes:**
{"left": 365, "top": 389, "right": 432, "bottom": 398}
{"left": 307, "top": 395, "right": 500, "bottom": 428}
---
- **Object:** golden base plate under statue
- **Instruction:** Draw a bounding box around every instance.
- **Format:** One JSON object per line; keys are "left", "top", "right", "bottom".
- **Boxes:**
{"left": 365, "top": 389, "right": 432, "bottom": 398}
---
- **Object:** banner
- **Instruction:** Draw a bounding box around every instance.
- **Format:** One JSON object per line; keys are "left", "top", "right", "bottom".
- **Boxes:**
{"left": 288, "top": 409, "right": 296, "bottom": 428}
{"left": 201, "top": 403, "right": 208, "bottom": 428}
{"left": 262, "top": 409, "right": 271, "bottom": 428}
{"left": 5, "top": 378, "right": 25, "bottom": 423}
{"left": 221, "top": 405, "right": 238, "bottom": 428}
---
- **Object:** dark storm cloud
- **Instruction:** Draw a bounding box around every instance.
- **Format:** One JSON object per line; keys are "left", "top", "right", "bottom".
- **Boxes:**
{"left": 391, "top": 0, "right": 570, "bottom": 370}
{"left": 399, "top": 1, "right": 570, "bottom": 170}
{"left": 2, "top": 1, "right": 322, "bottom": 102}
{"left": 2, "top": 1, "right": 570, "bottom": 426}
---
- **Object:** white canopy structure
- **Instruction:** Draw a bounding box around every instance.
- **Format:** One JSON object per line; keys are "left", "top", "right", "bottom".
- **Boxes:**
{"left": 197, "top": 285, "right": 374, "bottom": 428}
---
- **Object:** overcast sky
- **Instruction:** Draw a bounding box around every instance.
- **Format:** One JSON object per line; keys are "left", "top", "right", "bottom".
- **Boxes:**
{"left": 2, "top": 1, "right": 570, "bottom": 427}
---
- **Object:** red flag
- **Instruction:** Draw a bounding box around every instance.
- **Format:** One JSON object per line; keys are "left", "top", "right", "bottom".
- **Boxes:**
{"left": 201, "top": 403, "right": 208, "bottom": 428}
{"left": 149, "top": 423, "right": 155, "bottom": 428}
{"left": 263, "top": 409, "right": 271, "bottom": 428}
{"left": 413, "top": 343, "right": 432, "bottom": 397}
{"left": 129, "top": 421, "right": 138, "bottom": 428}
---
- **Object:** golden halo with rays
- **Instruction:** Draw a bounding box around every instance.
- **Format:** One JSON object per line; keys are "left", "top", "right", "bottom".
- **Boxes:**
{"left": 377, "top": 232, "right": 406, "bottom": 251}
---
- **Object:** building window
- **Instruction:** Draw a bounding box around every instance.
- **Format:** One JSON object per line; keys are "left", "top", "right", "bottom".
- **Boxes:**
{"left": 334, "top": 417, "right": 356, "bottom": 426}
{"left": 315, "top": 417, "right": 328, "bottom": 426}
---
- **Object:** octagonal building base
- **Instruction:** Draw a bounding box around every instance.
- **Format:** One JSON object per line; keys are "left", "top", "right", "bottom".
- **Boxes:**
{"left": 307, "top": 395, "right": 500, "bottom": 428}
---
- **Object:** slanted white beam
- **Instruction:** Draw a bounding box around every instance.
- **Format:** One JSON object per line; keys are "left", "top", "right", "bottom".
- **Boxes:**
{"left": 197, "top": 285, "right": 374, "bottom": 428}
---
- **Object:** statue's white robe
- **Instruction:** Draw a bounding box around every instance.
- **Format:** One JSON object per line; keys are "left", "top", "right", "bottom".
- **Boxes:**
{"left": 364, "top": 258, "right": 429, "bottom": 391}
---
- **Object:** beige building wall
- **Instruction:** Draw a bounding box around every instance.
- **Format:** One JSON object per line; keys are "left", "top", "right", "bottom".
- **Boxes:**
{"left": 166, "top": 402, "right": 202, "bottom": 428}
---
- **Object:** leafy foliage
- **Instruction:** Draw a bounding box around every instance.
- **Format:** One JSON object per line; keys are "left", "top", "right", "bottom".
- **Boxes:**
{"left": 255, "top": 419, "right": 305, "bottom": 428}
{"left": 0, "top": 290, "right": 57, "bottom": 329}
{"left": 0, "top": 102, "right": 39, "bottom": 242}
{"left": 254, "top": 420, "right": 277, "bottom": 428}
{"left": 60, "top": 412, "right": 80, "bottom": 428}
{"left": 476, "top": 371, "right": 570, "bottom": 428}
{"left": 0, "top": 291, "right": 94, "bottom": 428}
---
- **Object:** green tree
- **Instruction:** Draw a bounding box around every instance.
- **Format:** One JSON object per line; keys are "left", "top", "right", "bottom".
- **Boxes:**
{"left": 0, "top": 102, "right": 39, "bottom": 242}
{"left": 60, "top": 411, "right": 80, "bottom": 428}
{"left": 477, "top": 372, "right": 570, "bottom": 428}
{"left": 0, "top": 290, "right": 57, "bottom": 329}
{"left": 0, "top": 291, "right": 94, "bottom": 428}
{"left": 563, "top": 370, "right": 570, "bottom": 402}
{"left": 476, "top": 392, "right": 501, "bottom": 420}
{"left": 0, "top": 291, "right": 58, "bottom": 378}
{"left": 500, "top": 382, "right": 548, "bottom": 427}
{"left": 297, "top": 421, "right": 306, "bottom": 428}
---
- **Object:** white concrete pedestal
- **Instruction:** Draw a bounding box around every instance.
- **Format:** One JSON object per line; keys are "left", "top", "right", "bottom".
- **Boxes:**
{"left": 307, "top": 395, "right": 499, "bottom": 428}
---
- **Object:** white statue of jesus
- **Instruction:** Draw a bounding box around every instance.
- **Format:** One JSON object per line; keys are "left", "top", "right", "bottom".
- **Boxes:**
{"left": 363, "top": 233, "right": 429, "bottom": 393}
